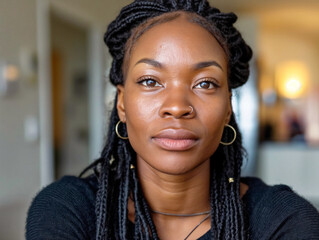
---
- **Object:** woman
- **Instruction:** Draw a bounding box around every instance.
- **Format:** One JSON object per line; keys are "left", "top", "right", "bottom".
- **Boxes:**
{"left": 26, "top": 0, "right": 319, "bottom": 239}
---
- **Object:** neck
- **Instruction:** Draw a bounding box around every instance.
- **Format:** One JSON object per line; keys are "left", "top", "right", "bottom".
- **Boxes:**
{"left": 136, "top": 157, "right": 211, "bottom": 215}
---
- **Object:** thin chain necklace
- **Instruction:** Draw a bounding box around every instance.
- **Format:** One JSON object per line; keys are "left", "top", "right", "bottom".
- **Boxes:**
{"left": 151, "top": 210, "right": 211, "bottom": 240}
{"left": 151, "top": 210, "right": 210, "bottom": 217}
{"left": 184, "top": 213, "right": 211, "bottom": 240}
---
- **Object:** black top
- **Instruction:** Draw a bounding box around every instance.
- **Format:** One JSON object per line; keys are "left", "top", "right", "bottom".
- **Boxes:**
{"left": 26, "top": 176, "right": 319, "bottom": 239}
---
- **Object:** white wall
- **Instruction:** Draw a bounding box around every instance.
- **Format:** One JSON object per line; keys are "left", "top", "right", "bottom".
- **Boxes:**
{"left": 0, "top": 0, "right": 128, "bottom": 239}
{"left": 0, "top": 0, "right": 40, "bottom": 239}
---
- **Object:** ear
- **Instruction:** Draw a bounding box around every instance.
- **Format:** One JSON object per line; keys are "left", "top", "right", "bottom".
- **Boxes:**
{"left": 225, "top": 91, "right": 232, "bottom": 124}
{"left": 117, "top": 84, "right": 126, "bottom": 122}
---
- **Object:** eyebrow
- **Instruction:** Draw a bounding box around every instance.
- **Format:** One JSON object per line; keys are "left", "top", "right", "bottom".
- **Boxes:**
{"left": 135, "top": 58, "right": 163, "bottom": 68}
{"left": 194, "top": 61, "right": 223, "bottom": 71}
{"left": 135, "top": 58, "right": 223, "bottom": 71}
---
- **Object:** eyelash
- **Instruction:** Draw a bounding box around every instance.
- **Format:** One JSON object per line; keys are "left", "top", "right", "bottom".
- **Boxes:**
{"left": 137, "top": 76, "right": 219, "bottom": 89}
{"left": 193, "top": 78, "right": 220, "bottom": 89}
{"left": 137, "top": 76, "right": 162, "bottom": 88}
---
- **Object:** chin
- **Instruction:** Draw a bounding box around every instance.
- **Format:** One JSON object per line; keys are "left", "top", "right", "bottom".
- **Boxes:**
{"left": 144, "top": 154, "right": 210, "bottom": 176}
{"left": 157, "top": 165, "right": 192, "bottom": 175}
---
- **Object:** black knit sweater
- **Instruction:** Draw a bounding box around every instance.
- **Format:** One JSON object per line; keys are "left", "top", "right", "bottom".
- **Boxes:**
{"left": 26, "top": 176, "right": 319, "bottom": 239}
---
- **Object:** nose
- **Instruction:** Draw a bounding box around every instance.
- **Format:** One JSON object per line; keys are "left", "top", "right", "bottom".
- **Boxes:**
{"left": 159, "top": 88, "right": 195, "bottom": 119}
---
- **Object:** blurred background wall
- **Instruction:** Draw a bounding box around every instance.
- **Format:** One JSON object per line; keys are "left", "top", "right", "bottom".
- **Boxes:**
{"left": 0, "top": 0, "right": 318, "bottom": 239}
{"left": 0, "top": 1, "right": 39, "bottom": 239}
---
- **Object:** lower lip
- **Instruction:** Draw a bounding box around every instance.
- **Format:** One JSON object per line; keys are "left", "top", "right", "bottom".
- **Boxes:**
{"left": 152, "top": 138, "right": 198, "bottom": 151}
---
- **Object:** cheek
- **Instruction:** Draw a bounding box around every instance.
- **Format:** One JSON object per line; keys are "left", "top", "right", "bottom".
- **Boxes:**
{"left": 200, "top": 100, "right": 230, "bottom": 142}
{"left": 124, "top": 93, "right": 160, "bottom": 139}
{"left": 126, "top": 95, "right": 159, "bottom": 121}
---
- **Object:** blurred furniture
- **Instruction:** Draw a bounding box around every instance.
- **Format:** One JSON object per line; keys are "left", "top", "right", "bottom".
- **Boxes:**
{"left": 257, "top": 143, "right": 319, "bottom": 209}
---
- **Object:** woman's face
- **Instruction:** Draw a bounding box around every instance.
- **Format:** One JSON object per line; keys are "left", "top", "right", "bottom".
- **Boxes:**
{"left": 117, "top": 15, "right": 231, "bottom": 175}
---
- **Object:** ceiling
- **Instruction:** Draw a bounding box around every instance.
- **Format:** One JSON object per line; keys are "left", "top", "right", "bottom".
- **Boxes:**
{"left": 211, "top": 0, "right": 319, "bottom": 40}
{"left": 210, "top": 0, "right": 319, "bottom": 12}
{"left": 52, "top": 0, "right": 319, "bottom": 41}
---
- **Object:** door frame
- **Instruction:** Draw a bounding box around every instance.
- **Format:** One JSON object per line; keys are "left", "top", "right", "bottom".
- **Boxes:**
{"left": 36, "top": 0, "right": 105, "bottom": 186}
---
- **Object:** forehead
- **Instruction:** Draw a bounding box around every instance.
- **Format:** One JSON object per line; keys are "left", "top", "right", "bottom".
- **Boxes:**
{"left": 127, "top": 16, "right": 227, "bottom": 69}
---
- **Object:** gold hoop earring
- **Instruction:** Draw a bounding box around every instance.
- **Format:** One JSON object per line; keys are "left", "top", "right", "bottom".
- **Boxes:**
{"left": 220, "top": 124, "right": 236, "bottom": 145}
{"left": 115, "top": 121, "right": 129, "bottom": 140}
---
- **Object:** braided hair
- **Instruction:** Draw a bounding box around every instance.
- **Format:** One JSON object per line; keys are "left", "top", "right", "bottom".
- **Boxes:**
{"left": 81, "top": 0, "right": 252, "bottom": 239}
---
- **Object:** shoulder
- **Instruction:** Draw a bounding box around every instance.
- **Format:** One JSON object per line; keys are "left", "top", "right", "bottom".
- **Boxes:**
{"left": 242, "top": 177, "right": 319, "bottom": 240}
{"left": 26, "top": 175, "right": 98, "bottom": 240}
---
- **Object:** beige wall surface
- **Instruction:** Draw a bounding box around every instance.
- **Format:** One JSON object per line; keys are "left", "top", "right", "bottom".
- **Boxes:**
{"left": 0, "top": 1, "right": 40, "bottom": 239}
{"left": 0, "top": 0, "right": 131, "bottom": 239}
{"left": 0, "top": 1, "right": 121, "bottom": 239}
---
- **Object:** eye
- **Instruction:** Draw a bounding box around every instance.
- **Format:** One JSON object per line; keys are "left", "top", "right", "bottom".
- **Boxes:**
{"left": 138, "top": 77, "right": 162, "bottom": 88}
{"left": 194, "top": 79, "right": 219, "bottom": 89}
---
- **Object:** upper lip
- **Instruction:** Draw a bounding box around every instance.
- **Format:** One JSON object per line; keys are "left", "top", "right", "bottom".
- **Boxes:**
{"left": 152, "top": 128, "right": 198, "bottom": 140}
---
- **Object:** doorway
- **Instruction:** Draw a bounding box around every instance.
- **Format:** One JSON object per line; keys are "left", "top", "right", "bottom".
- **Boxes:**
{"left": 50, "top": 12, "right": 89, "bottom": 179}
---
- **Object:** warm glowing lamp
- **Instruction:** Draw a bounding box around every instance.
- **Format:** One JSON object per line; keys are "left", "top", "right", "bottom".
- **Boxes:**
{"left": 5, "top": 65, "right": 19, "bottom": 82}
{"left": 276, "top": 61, "right": 309, "bottom": 99}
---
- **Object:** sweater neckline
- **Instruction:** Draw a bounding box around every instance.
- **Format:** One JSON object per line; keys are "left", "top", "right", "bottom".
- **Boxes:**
{"left": 127, "top": 178, "right": 263, "bottom": 239}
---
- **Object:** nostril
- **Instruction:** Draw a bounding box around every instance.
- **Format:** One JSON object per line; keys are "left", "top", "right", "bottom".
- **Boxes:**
{"left": 161, "top": 105, "right": 195, "bottom": 119}
{"left": 182, "top": 106, "right": 195, "bottom": 118}
{"left": 182, "top": 112, "right": 190, "bottom": 117}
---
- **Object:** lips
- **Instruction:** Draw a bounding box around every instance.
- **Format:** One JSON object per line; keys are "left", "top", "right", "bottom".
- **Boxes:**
{"left": 152, "top": 129, "right": 199, "bottom": 151}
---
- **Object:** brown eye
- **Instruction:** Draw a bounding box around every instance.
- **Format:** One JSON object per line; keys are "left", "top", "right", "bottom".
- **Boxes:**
{"left": 145, "top": 79, "right": 157, "bottom": 87}
{"left": 199, "top": 81, "right": 211, "bottom": 89}
{"left": 138, "top": 78, "right": 162, "bottom": 88}
{"left": 194, "top": 80, "right": 217, "bottom": 89}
